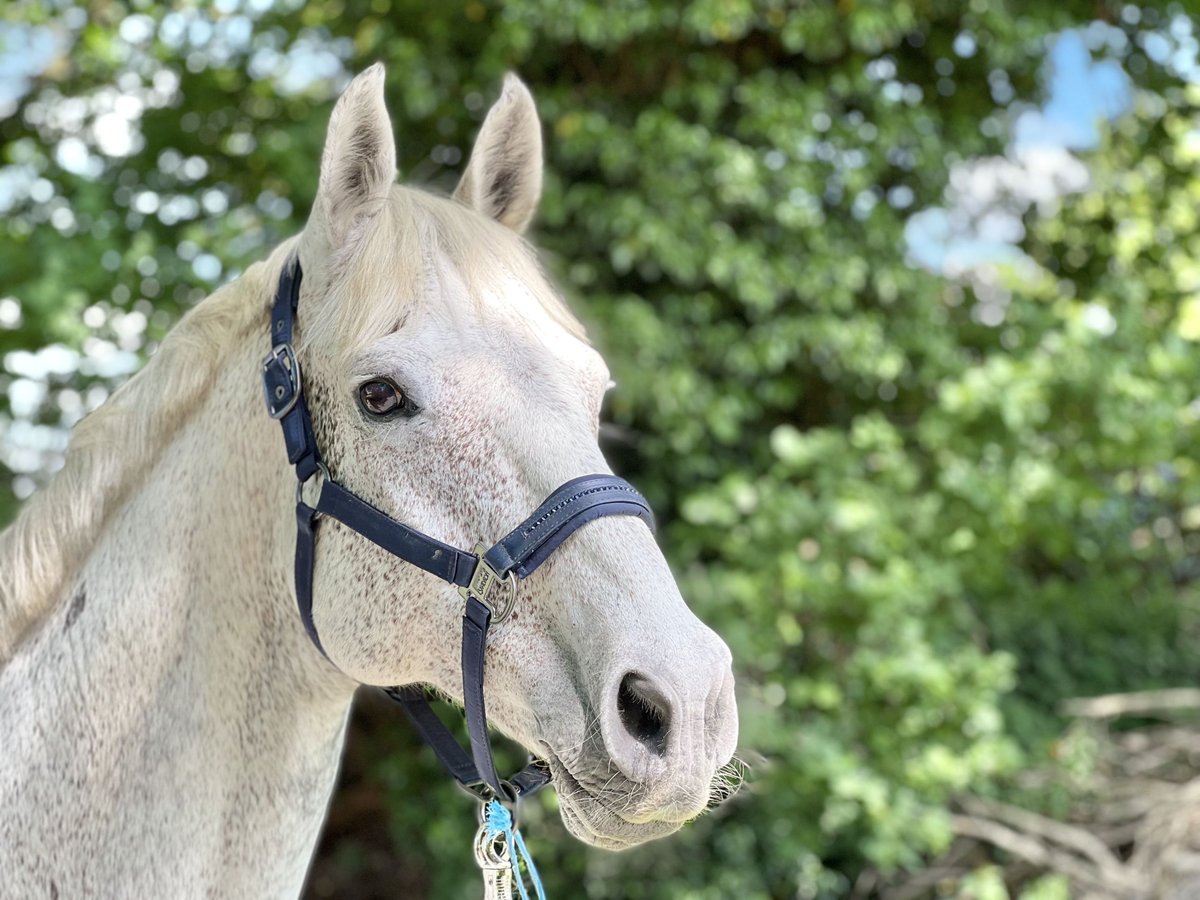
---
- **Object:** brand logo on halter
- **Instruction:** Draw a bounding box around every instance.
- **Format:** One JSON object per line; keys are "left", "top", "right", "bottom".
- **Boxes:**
{"left": 475, "top": 567, "right": 495, "bottom": 596}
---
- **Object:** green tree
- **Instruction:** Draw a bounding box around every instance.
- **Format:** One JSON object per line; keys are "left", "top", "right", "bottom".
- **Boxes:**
{"left": 1, "top": 1, "right": 1195, "bottom": 897}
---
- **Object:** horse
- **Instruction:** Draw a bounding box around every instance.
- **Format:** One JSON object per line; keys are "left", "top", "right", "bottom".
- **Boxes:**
{"left": 0, "top": 64, "right": 739, "bottom": 897}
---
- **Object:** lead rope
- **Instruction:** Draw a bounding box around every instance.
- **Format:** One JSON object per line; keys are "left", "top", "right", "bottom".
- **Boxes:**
{"left": 474, "top": 800, "right": 546, "bottom": 900}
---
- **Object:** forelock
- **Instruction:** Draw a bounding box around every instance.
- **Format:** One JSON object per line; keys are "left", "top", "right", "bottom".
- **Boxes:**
{"left": 310, "top": 186, "right": 587, "bottom": 364}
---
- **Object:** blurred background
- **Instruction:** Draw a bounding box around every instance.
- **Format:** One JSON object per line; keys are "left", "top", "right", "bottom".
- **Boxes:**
{"left": 2, "top": 1, "right": 1199, "bottom": 897}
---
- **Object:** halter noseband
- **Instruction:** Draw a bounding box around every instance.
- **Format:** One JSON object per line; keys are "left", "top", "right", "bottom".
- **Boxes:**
{"left": 261, "top": 259, "right": 655, "bottom": 803}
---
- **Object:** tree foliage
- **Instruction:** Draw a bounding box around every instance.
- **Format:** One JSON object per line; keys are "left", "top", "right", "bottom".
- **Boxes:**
{"left": 1, "top": 1, "right": 1196, "bottom": 897}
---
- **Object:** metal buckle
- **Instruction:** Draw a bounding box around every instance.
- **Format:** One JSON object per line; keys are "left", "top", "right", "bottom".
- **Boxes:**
{"left": 262, "top": 342, "right": 301, "bottom": 419}
{"left": 458, "top": 543, "right": 516, "bottom": 623}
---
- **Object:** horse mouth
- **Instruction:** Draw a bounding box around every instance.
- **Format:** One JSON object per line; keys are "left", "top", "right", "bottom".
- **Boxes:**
{"left": 537, "top": 745, "right": 702, "bottom": 851}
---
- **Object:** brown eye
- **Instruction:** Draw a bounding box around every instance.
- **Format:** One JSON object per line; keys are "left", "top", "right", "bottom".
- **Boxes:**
{"left": 358, "top": 380, "right": 407, "bottom": 417}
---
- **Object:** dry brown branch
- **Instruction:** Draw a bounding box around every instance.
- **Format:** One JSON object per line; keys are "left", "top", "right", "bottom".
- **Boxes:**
{"left": 1062, "top": 689, "right": 1200, "bottom": 719}
{"left": 1083, "top": 786, "right": 1178, "bottom": 825}
{"left": 1094, "top": 820, "right": 1140, "bottom": 850}
{"left": 880, "top": 697, "right": 1200, "bottom": 897}
{"left": 958, "top": 795, "right": 1125, "bottom": 876}
{"left": 849, "top": 867, "right": 878, "bottom": 899}
{"left": 879, "top": 839, "right": 978, "bottom": 900}
{"left": 881, "top": 865, "right": 970, "bottom": 900}
{"left": 948, "top": 814, "right": 1143, "bottom": 896}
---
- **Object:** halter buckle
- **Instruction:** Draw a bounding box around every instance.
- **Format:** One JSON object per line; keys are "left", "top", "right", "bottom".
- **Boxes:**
{"left": 262, "top": 342, "right": 301, "bottom": 419}
{"left": 459, "top": 543, "right": 516, "bottom": 623}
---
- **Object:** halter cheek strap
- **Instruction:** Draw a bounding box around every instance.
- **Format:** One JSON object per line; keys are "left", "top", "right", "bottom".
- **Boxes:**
{"left": 262, "top": 259, "right": 655, "bottom": 801}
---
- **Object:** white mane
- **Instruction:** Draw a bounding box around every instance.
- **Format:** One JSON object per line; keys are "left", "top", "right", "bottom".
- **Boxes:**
{"left": 0, "top": 240, "right": 294, "bottom": 661}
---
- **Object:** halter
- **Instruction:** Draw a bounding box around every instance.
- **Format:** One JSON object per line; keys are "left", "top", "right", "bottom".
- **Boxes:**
{"left": 260, "top": 258, "right": 655, "bottom": 805}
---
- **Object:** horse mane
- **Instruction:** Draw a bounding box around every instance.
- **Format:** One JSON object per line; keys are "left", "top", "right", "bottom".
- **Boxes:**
{"left": 0, "top": 186, "right": 585, "bottom": 662}
{"left": 0, "top": 238, "right": 295, "bottom": 662}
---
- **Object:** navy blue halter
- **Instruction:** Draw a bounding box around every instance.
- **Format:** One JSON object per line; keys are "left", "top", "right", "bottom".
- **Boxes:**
{"left": 261, "top": 259, "right": 655, "bottom": 803}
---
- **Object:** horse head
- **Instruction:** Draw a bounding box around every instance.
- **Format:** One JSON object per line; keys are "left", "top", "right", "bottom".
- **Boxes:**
{"left": 286, "top": 64, "right": 738, "bottom": 850}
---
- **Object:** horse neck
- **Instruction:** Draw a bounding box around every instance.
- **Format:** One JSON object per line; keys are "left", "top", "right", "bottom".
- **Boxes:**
{"left": 89, "top": 308, "right": 360, "bottom": 739}
{"left": 1, "top": 298, "right": 359, "bottom": 895}
{"left": 84, "top": 298, "right": 356, "bottom": 692}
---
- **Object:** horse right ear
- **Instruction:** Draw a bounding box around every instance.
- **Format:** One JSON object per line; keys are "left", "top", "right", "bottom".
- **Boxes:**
{"left": 453, "top": 74, "right": 543, "bottom": 234}
{"left": 312, "top": 63, "right": 396, "bottom": 249}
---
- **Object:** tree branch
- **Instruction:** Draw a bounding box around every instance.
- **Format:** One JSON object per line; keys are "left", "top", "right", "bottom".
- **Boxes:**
{"left": 949, "top": 814, "right": 1143, "bottom": 896}
{"left": 1062, "top": 689, "right": 1200, "bottom": 719}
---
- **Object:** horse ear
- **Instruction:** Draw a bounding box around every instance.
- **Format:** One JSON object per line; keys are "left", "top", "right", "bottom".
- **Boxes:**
{"left": 453, "top": 73, "right": 543, "bottom": 234}
{"left": 315, "top": 63, "right": 396, "bottom": 247}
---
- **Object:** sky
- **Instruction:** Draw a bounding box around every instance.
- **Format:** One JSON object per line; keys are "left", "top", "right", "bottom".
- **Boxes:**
{"left": 904, "top": 28, "right": 1134, "bottom": 281}
{"left": 903, "top": 12, "right": 1198, "bottom": 327}
{"left": 0, "top": 22, "right": 65, "bottom": 119}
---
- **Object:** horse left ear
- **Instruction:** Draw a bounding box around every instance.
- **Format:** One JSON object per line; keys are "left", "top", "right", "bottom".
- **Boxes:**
{"left": 454, "top": 73, "right": 543, "bottom": 234}
{"left": 315, "top": 63, "right": 396, "bottom": 247}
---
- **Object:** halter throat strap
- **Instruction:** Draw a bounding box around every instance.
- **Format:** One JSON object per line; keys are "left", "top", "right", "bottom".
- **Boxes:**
{"left": 261, "top": 259, "right": 655, "bottom": 802}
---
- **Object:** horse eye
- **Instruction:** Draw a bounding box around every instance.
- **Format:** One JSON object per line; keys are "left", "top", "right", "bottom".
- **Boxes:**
{"left": 358, "top": 380, "right": 406, "bottom": 417}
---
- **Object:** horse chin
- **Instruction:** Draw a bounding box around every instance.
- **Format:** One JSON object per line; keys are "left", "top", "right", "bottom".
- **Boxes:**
{"left": 541, "top": 752, "right": 690, "bottom": 851}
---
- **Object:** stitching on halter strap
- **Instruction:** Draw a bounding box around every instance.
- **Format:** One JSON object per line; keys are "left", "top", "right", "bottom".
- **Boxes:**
{"left": 518, "top": 483, "right": 643, "bottom": 539}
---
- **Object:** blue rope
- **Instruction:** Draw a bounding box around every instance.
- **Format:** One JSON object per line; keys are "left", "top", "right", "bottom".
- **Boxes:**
{"left": 484, "top": 800, "right": 547, "bottom": 900}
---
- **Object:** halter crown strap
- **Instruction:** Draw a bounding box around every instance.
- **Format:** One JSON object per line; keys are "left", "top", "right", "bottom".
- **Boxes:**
{"left": 263, "top": 259, "right": 655, "bottom": 802}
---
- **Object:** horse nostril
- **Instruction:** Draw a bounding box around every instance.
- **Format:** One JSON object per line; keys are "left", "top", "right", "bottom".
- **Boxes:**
{"left": 616, "top": 672, "right": 671, "bottom": 757}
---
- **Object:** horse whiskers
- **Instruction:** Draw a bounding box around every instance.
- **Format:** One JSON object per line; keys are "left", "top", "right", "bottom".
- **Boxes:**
{"left": 707, "top": 754, "right": 750, "bottom": 809}
{"left": 551, "top": 725, "right": 750, "bottom": 823}
{"left": 547, "top": 712, "right": 606, "bottom": 767}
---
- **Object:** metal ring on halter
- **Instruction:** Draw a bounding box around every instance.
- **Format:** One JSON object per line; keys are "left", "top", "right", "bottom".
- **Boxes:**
{"left": 296, "top": 461, "right": 330, "bottom": 509}
{"left": 466, "top": 780, "right": 520, "bottom": 821}
{"left": 458, "top": 543, "right": 518, "bottom": 622}
{"left": 458, "top": 777, "right": 519, "bottom": 808}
